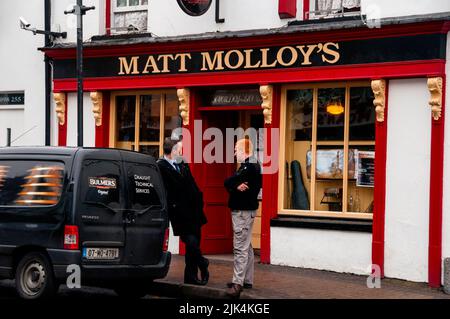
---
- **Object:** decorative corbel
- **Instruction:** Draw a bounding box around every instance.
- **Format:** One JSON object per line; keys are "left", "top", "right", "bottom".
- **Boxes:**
{"left": 177, "top": 88, "right": 190, "bottom": 126}
{"left": 371, "top": 80, "right": 386, "bottom": 122}
{"left": 90, "top": 91, "right": 103, "bottom": 126}
{"left": 427, "top": 77, "right": 443, "bottom": 121}
{"left": 53, "top": 93, "right": 66, "bottom": 126}
{"left": 260, "top": 85, "right": 273, "bottom": 124}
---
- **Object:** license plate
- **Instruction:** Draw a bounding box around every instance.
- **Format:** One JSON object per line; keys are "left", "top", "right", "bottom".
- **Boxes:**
{"left": 83, "top": 248, "right": 119, "bottom": 260}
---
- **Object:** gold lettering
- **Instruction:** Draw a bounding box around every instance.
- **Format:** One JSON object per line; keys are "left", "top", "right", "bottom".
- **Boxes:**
{"left": 260, "top": 48, "right": 277, "bottom": 68}
{"left": 224, "top": 50, "right": 245, "bottom": 70}
{"left": 158, "top": 54, "right": 175, "bottom": 73}
{"left": 175, "top": 53, "right": 192, "bottom": 72}
{"left": 118, "top": 56, "right": 140, "bottom": 75}
{"left": 322, "top": 42, "right": 340, "bottom": 64}
{"left": 244, "top": 49, "right": 261, "bottom": 69}
{"left": 276, "top": 46, "right": 298, "bottom": 67}
{"left": 297, "top": 45, "right": 317, "bottom": 65}
{"left": 201, "top": 51, "right": 225, "bottom": 71}
{"left": 142, "top": 55, "right": 161, "bottom": 74}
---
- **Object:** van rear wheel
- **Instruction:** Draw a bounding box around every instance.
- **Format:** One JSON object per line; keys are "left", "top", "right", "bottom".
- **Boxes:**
{"left": 15, "top": 252, "right": 57, "bottom": 300}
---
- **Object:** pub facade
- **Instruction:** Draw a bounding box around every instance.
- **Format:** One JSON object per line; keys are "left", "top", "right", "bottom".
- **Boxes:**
{"left": 4, "top": 0, "right": 450, "bottom": 288}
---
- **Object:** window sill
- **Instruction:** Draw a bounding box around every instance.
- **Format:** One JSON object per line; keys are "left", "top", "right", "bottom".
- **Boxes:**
{"left": 270, "top": 215, "right": 373, "bottom": 233}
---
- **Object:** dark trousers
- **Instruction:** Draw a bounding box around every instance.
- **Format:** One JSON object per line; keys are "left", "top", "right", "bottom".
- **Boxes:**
{"left": 180, "top": 228, "right": 208, "bottom": 282}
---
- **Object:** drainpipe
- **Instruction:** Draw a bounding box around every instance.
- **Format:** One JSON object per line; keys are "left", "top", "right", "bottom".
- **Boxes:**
{"left": 44, "top": 0, "right": 51, "bottom": 146}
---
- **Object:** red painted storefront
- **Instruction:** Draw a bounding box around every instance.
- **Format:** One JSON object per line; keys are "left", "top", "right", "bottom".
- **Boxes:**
{"left": 43, "top": 18, "right": 450, "bottom": 287}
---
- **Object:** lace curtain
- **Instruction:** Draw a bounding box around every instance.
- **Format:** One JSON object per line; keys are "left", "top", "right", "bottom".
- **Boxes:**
{"left": 316, "top": 0, "right": 360, "bottom": 11}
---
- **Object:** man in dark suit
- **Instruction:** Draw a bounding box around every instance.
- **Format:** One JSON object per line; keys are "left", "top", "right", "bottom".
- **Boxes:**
{"left": 157, "top": 137, "right": 209, "bottom": 285}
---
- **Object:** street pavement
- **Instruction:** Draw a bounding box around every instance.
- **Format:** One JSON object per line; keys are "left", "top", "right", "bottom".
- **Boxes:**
{"left": 156, "top": 254, "right": 450, "bottom": 299}
{"left": 0, "top": 254, "right": 449, "bottom": 299}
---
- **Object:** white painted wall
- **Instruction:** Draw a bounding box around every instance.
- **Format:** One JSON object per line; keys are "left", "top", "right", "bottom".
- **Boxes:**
{"left": 52, "top": 0, "right": 103, "bottom": 43}
{"left": 271, "top": 227, "right": 372, "bottom": 275}
{"left": 0, "top": 110, "right": 25, "bottom": 147}
{"left": 66, "top": 93, "right": 96, "bottom": 147}
{"left": 361, "top": 0, "right": 450, "bottom": 21}
{"left": 148, "top": 0, "right": 305, "bottom": 37}
{"left": 168, "top": 223, "right": 179, "bottom": 255}
{"left": 442, "top": 32, "right": 450, "bottom": 284}
{"left": 0, "top": 0, "right": 46, "bottom": 146}
{"left": 384, "top": 79, "right": 431, "bottom": 283}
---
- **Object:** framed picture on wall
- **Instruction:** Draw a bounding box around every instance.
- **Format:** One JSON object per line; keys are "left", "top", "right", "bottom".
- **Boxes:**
{"left": 306, "top": 149, "right": 356, "bottom": 180}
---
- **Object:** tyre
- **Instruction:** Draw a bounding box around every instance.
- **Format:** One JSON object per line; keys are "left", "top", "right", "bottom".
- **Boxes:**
{"left": 15, "top": 252, "right": 57, "bottom": 300}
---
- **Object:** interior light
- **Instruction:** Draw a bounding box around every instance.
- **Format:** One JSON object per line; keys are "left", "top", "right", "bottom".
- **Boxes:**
{"left": 326, "top": 100, "right": 344, "bottom": 115}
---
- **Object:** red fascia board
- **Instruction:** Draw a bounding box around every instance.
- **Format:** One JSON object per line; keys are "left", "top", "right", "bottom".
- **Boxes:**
{"left": 52, "top": 59, "right": 445, "bottom": 92}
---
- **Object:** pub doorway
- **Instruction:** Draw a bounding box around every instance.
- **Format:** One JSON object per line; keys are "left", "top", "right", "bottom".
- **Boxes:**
{"left": 198, "top": 108, "right": 264, "bottom": 255}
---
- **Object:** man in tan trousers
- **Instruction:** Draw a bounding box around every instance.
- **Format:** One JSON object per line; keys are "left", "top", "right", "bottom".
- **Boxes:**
{"left": 224, "top": 139, "right": 262, "bottom": 298}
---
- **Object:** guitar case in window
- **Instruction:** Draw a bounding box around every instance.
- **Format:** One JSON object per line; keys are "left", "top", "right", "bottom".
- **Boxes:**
{"left": 291, "top": 160, "right": 309, "bottom": 210}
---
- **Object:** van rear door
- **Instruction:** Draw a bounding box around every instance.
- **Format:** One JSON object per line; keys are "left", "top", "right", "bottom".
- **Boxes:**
{"left": 122, "top": 161, "right": 167, "bottom": 265}
{"left": 76, "top": 159, "right": 125, "bottom": 263}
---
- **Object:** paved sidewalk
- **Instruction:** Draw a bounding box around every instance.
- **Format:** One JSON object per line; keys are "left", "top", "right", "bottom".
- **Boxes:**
{"left": 152, "top": 254, "right": 450, "bottom": 299}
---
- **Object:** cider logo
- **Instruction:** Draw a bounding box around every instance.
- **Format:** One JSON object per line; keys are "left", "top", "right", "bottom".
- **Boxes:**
{"left": 89, "top": 177, "right": 117, "bottom": 190}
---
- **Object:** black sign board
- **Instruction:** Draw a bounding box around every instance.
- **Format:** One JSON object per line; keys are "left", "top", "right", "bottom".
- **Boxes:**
{"left": 177, "top": 0, "right": 212, "bottom": 16}
{"left": 52, "top": 33, "right": 446, "bottom": 80}
{"left": 202, "top": 89, "right": 263, "bottom": 106}
{"left": 0, "top": 91, "right": 25, "bottom": 106}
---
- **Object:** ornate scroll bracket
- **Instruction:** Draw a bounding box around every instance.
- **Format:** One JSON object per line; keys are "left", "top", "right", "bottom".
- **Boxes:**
{"left": 427, "top": 77, "right": 443, "bottom": 121}
{"left": 90, "top": 91, "right": 103, "bottom": 126}
{"left": 177, "top": 88, "right": 190, "bottom": 126}
{"left": 260, "top": 85, "right": 273, "bottom": 124}
{"left": 53, "top": 93, "right": 66, "bottom": 126}
{"left": 371, "top": 79, "right": 386, "bottom": 122}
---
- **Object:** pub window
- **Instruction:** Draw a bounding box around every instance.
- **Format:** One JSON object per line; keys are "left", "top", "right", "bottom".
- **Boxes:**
{"left": 280, "top": 82, "right": 375, "bottom": 219}
{"left": 111, "top": 91, "right": 182, "bottom": 159}
{"left": 307, "top": 0, "right": 361, "bottom": 20}
{"left": 111, "top": 0, "right": 148, "bottom": 33}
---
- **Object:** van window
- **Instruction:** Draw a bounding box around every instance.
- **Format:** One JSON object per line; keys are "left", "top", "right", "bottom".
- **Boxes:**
{"left": 81, "top": 160, "right": 121, "bottom": 210}
{"left": 0, "top": 161, "right": 64, "bottom": 207}
{"left": 126, "top": 163, "right": 163, "bottom": 211}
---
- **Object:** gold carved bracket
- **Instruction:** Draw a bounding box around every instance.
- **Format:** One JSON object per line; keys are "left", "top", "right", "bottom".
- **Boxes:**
{"left": 371, "top": 80, "right": 386, "bottom": 122}
{"left": 90, "top": 91, "right": 103, "bottom": 126}
{"left": 427, "top": 77, "right": 443, "bottom": 121}
{"left": 260, "top": 85, "right": 273, "bottom": 124}
{"left": 53, "top": 93, "right": 66, "bottom": 126}
{"left": 177, "top": 88, "right": 190, "bottom": 126}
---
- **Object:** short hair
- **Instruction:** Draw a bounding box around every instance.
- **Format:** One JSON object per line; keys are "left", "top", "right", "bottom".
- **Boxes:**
{"left": 163, "top": 137, "right": 180, "bottom": 155}
{"left": 235, "top": 138, "right": 253, "bottom": 155}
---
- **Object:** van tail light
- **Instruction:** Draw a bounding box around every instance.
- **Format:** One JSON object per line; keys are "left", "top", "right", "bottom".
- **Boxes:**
{"left": 64, "top": 225, "right": 79, "bottom": 250}
{"left": 163, "top": 228, "right": 170, "bottom": 252}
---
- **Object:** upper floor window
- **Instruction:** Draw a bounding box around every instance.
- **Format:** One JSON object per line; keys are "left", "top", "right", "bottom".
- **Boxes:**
{"left": 308, "top": 0, "right": 361, "bottom": 20}
{"left": 111, "top": 0, "right": 148, "bottom": 33}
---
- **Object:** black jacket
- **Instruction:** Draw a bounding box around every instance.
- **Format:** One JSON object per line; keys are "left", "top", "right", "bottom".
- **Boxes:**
{"left": 224, "top": 157, "right": 262, "bottom": 211}
{"left": 157, "top": 158, "right": 207, "bottom": 236}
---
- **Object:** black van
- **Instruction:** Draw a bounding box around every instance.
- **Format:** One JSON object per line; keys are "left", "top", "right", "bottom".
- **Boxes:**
{"left": 0, "top": 147, "right": 171, "bottom": 299}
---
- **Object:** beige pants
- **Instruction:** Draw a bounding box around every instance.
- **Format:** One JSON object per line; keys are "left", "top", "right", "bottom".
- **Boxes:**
{"left": 231, "top": 210, "right": 256, "bottom": 286}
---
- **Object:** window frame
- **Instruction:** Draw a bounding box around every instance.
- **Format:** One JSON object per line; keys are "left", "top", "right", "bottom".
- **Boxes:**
{"left": 110, "top": 0, "right": 149, "bottom": 33}
{"left": 113, "top": 0, "right": 148, "bottom": 13}
{"left": 278, "top": 81, "right": 374, "bottom": 220}
{"left": 110, "top": 90, "right": 180, "bottom": 158}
